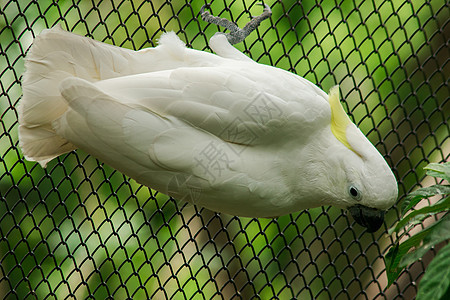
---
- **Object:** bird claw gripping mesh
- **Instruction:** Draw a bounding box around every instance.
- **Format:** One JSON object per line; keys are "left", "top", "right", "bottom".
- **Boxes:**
{"left": 200, "top": 3, "right": 272, "bottom": 44}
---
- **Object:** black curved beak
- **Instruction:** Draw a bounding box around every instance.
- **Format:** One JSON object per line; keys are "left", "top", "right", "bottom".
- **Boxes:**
{"left": 348, "top": 205, "right": 385, "bottom": 233}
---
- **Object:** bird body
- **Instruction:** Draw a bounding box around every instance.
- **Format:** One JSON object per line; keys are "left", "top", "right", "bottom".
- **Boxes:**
{"left": 19, "top": 26, "right": 398, "bottom": 230}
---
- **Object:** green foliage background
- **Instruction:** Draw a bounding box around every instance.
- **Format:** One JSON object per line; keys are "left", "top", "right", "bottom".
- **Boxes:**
{"left": 0, "top": 0, "right": 448, "bottom": 299}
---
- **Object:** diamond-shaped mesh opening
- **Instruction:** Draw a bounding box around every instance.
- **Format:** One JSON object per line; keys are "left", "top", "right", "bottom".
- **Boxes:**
{"left": 0, "top": 0, "right": 448, "bottom": 299}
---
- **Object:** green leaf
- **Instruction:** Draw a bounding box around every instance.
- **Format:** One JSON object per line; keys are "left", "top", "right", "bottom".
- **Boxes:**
{"left": 416, "top": 242, "right": 450, "bottom": 300}
{"left": 390, "top": 196, "right": 450, "bottom": 234}
{"left": 385, "top": 162, "right": 450, "bottom": 287}
{"left": 399, "top": 213, "right": 450, "bottom": 267}
{"left": 385, "top": 214, "right": 450, "bottom": 287}
{"left": 385, "top": 243, "right": 401, "bottom": 286}
{"left": 402, "top": 185, "right": 450, "bottom": 215}
{"left": 385, "top": 228, "right": 430, "bottom": 286}
{"left": 424, "top": 162, "right": 450, "bottom": 182}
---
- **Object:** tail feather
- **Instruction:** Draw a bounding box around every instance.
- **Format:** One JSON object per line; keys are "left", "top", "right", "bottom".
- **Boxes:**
{"left": 19, "top": 25, "right": 213, "bottom": 167}
{"left": 19, "top": 25, "right": 145, "bottom": 167}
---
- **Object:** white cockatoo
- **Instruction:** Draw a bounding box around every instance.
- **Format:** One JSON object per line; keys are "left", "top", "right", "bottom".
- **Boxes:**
{"left": 18, "top": 5, "right": 398, "bottom": 232}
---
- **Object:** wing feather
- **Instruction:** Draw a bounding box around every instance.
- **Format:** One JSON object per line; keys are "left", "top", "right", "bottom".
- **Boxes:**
{"left": 94, "top": 64, "right": 330, "bottom": 147}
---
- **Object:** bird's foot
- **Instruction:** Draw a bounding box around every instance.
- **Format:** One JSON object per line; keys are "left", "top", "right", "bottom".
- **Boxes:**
{"left": 200, "top": 3, "right": 271, "bottom": 45}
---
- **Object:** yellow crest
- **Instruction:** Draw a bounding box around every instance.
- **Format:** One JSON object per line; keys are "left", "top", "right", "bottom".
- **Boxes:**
{"left": 328, "top": 86, "right": 354, "bottom": 151}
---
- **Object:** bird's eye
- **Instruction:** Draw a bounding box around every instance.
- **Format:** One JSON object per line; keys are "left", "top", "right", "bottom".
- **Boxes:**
{"left": 349, "top": 186, "right": 361, "bottom": 201}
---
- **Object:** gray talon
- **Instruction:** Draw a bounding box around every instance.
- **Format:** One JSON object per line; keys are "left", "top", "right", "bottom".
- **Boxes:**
{"left": 201, "top": 2, "right": 272, "bottom": 44}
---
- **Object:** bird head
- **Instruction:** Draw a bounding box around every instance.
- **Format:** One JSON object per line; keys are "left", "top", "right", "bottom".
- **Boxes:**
{"left": 327, "top": 86, "right": 398, "bottom": 232}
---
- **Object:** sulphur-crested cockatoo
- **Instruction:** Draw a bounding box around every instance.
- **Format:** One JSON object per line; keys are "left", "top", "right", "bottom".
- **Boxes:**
{"left": 19, "top": 5, "right": 398, "bottom": 232}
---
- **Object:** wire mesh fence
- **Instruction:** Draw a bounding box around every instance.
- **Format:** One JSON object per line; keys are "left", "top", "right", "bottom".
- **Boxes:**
{"left": 0, "top": 0, "right": 448, "bottom": 299}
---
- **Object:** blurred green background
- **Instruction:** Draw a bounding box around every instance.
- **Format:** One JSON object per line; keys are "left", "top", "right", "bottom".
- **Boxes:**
{"left": 0, "top": 0, "right": 448, "bottom": 299}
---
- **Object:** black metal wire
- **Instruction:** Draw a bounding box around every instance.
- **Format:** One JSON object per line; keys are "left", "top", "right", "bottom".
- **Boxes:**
{"left": 0, "top": 0, "right": 448, "bottom": 299}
